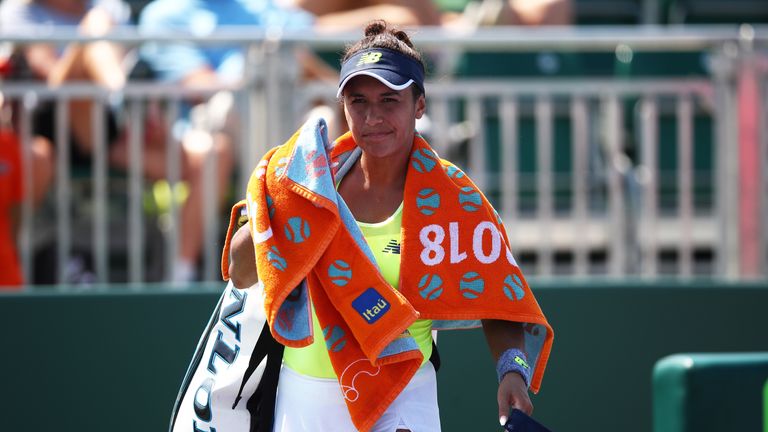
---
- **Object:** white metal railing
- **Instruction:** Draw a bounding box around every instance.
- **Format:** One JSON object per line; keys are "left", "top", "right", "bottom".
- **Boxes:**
{"left": 3, "top": 25, "right": 767, "bottom": 288}
{"left": 7, "top": 84, "right": 249, "bottom": 285}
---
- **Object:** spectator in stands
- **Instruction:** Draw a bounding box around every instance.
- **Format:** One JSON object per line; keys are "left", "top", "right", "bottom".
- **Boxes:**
{"left": 0, "top": 0, "right": 130, "bottom": 159}
{"left": 293, "top": 0, "right": 571, "bottom": 29}
{"left": 295, "top": 0, "right": 444, "bottom": 29}
{"left": 0, "top": 56, "right": 55, "bottom": 288}
{"left": 0, "top": 0, "right": 237, "bottom": 283}
{"left": 138, "top": 0, "right": 345, "bottom": 282}
{"left": 138, "top": 0, "right": 339, "bottom": 109}
{"left": 0, "top": 42, "right": 54, "bottom": 289}
{"left": 441, "top": 0, "right": 572, "bottom": 27}
{"left": 0, "top": 45, "right": 54, "bottom": 209}
{"left": 0, "top": 91, "right": 25, "bottom": 289}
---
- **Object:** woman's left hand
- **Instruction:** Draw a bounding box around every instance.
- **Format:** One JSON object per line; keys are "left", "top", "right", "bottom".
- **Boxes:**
{"left": 497, "top": 371, "right": 533, "bottom": 424}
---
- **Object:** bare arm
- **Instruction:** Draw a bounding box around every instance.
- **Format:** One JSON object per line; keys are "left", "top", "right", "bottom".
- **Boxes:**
{"left": 379, "top": 0, "right": 443, "bottom": 25}
{"left": 482, "top": 319, "right": 533, "bottom": 423}
{"left": 228, "top": 224, "right": 259, "bottom": 288}
{"left": 180, "top": 67, "right": 220, "bottom": 87}
{"left": 313, "top": 3, "right": 441, "bottom": 32}
{"left": 296, "top": 0, "right": 442, "bottom": 26}
{"left": 23, "top": 43, "right": 84, "bottom": 84}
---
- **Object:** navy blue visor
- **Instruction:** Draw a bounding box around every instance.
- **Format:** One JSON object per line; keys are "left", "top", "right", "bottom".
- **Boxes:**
{"left": 337, "top": 47, "right": 425, "bottom": 97}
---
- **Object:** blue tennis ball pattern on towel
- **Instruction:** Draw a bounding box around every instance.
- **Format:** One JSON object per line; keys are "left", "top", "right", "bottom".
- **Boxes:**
{"left": 266, "top": 194, "right": 276, "bottom": 219}
{"left": 460, "top": 271, "right": 485, "bottom": 299}
{"left": 503, "top": 274, "right": 525, "bottom": 301}
{"left": 267, "top": 245, "right": 287, "bottom": 271}
{"left": 328, "top": 260, "right": 352, "bottom": 286}
{"left": 459, "top": 186, "right": 482, "bottom": 212}
{"left": 411, "top": 148, "right": 437, "bottom": 173}
{"left": 416, "top": 188, "right": 441, "bottom": 216}
{"left": 418, "top": 273, "right": 443, "bottom": 300}
{"left": 284, "top": 216, "right": 311, "bottom": 243}
{"left": 323, "top": 325, "right": 347, "bottom": 352}
{"left": 444, "top": 165, "right": 465, "bottom": 179}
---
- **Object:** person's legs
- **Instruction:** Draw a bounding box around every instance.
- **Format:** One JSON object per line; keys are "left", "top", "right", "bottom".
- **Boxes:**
{"left": 184, "top": 132, "right": 233, "bottom": 271}
{"left": 273, "top": 365, "right": 360, "bottom": 431}
{"left": 110, "top": 128, "right": 229, "bottom": 283}
{"left": 371, "top": 362, "right": 441, "bottom": 432}
{"left": 500, "top": 0, "right": 572, "bottom": 26}
{"left": 78, "top": 7, "right": 126, "bottom": 91}
{"left": 274, "top": 362, "right": 439, "bottom": 432}
{"left": 109, "top": 101, "right": 167, "bottom": 176}
{"left": 173, "top": 96, "right": 235, "bottom": 282}
{"left": 30, "top": 136, "right": 54, "bottom": 205}
{"left": 46, "top": 6, "right": 127, "bottom": 157}
{"left": 274, "top": 362, "right": 440, "bottom": 432}
{"left": 110, "top": 98, "right": 234, "bottom": 283}
{"left": 175, "top": 132, "right": 206, "bottom": 282}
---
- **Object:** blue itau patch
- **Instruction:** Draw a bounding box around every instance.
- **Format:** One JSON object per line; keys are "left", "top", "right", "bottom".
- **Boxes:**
{"left": 352, "top": 287, "right": 390, "bottom": 324}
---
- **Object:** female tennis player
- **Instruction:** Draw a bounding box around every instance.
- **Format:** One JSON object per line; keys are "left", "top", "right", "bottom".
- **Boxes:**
{"left": 228, "top": 20, "right": 553, "bottom": 432}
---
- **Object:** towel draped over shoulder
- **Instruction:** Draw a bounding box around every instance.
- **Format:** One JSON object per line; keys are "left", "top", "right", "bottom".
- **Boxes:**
{"left": 222, "top": 118, "right": 553, "bottom": 432}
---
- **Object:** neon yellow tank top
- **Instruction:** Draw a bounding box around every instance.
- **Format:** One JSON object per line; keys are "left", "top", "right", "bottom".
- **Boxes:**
{"left": 283, "top": 202, "right": 433, "bottom": 378}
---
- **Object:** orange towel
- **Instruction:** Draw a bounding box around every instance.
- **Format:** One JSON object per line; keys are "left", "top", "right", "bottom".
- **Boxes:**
{"left": 222, "top": 118, "right": 553, "bottom": 431}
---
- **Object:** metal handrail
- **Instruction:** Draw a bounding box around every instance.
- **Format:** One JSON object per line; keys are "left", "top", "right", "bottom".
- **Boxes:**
{"left": 3, "top": 26, "right": 765, "bottom": 284}
{"left": 2, "top": 24, "right": 767, "bottom": 50}
{"left": 0, "top": 82, "right": 246, "bottom": 98}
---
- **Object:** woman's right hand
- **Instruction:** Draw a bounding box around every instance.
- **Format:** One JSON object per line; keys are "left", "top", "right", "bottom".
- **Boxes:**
{"left": 229, "top": 224, "right": 259, "bottom": 288}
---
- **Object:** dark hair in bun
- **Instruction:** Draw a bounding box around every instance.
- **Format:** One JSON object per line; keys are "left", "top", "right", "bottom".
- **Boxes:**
{"left": 342, "top": 20, "right": 425, "bottom": 98}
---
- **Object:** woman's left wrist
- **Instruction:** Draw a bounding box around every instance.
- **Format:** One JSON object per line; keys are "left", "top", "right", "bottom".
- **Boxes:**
{"left": 496, "top": 348, "right": 531, "bottom": 388}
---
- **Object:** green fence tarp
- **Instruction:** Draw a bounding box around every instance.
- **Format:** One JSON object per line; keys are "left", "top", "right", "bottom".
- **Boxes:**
{"left": 2, "top": 280, "right": 767, "bottom": 432}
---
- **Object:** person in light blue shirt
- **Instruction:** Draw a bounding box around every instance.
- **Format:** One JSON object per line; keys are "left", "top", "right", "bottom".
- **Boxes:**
{"left": 137, "top": 0, "right": 337, "bottom": 282}
{"left": 138, "top": 0, "right": 315, "bottom": 84}
{"left": 0, "top": 0, "right": 130, "bottom": 160}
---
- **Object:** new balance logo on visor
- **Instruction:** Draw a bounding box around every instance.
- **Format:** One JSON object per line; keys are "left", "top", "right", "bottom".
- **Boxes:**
{"left": 357, "top": 52, "right": 382, "bottom": 66}
{"left": 382, "top": 240, "right": 401, "bottom": 255}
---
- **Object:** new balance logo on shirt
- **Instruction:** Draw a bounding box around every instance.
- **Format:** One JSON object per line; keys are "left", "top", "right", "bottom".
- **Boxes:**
{"left": 382, "top": 240, "right": 401, "bottom": 255}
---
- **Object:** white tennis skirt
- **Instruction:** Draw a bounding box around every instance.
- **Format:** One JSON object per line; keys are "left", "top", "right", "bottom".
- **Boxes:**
{"left": 273, "top": 362, "right": 441, "bottom": 432}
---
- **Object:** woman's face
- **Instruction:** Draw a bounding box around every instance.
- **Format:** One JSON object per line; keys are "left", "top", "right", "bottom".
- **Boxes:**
{"left": 342, "top": 75, "right": 425, "bottom": 160}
